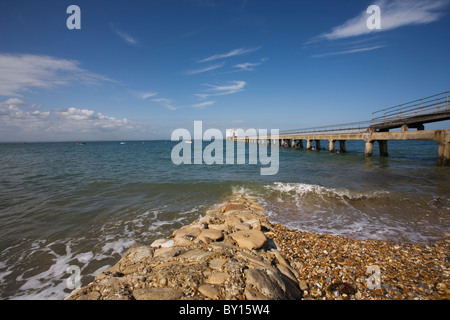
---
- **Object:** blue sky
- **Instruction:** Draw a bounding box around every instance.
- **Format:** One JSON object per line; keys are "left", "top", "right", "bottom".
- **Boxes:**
{"left": 0, "top": 0, "right": 449, "bottom": 141}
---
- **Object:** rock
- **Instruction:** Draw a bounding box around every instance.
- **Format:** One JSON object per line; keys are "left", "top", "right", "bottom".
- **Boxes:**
{"left": 246, "top": 218, "right": 261, "bottom": 230}
{"left": 196, "top": 229, "right": 224, "bottom": 243}
{"left": 154, "top": 247, "right": 175, "bottom": 257}
{"left": 150, "top": 239, "right": 167, "bottom": 248}
{"left": 224, "top": 215, "right": 242, "bottom": 228}
{"left": 161, "top": 239, "right": 174, "bottom": 248}
{"left": 124, "top": 245, "right": 154, "bottom": 261}
{"left": 327, "top": 282, "right": 357, "bottom": 296}
{"left": 72, "top": 290, "right": 101, "bottom": 300}
{"left": 231, "top": 230, "right": 267, "bottom": 250}
{"left": 277, "top": 264, "right": 297, "bottom": 283}
{"left": 244, "top": 268, "right": 284, "bottom": 299}
{"left": 207, "top": 272, "right": 229, "bottom": 285}
{"left": 150, "top": 239, "right": 174, "bottom": 248}
{"left": 222, "top": 203, "right": 246, "bottom": 213}
{"left": 235, "top": 251, "right": 278, "bottom": 273}
{"left": 250, "top": 203, "right": 264, "bottom": 212}
{"left": 244, "top": 287, "right": 270, "bottom": 300}
{"left": 232, "top": 211, "right": 259, "bottom": 222}
{"left": 66, "top": 194, "right": 303, "bottom": 301}
{"left": 177, "top": 249, "right": 213, "bottom": 262}
{"left": 299, "top": 280, "right": 308, "bottom": 291}
{"left": 236, "top": 223, "right": 252, "bottom": 231}
{"left": 209, "top": 258, "right": 226, "bottom": 269}
{"left": 173, "top": 237, "right": 192, "bottom": 246}
{"left": 133, "top": 287, "right": 183, "bottom": 300}
{"left": 198, "top": 284, "right": 220, "bottom": 300}
{"left": 207, "top": 223, "right": 229, "bottom": 232}
{"left": 436, "top": 282, "right": 447, "bottom": 294}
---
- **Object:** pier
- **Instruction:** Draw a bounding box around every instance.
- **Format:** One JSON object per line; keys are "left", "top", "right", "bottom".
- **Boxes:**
{"left": 234, "top": 91, "right": 450, "bottom": 166}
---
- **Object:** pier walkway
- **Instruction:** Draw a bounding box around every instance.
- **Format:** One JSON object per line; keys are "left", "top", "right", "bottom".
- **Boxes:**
{"left": 234, "top": 91, "right": 450, "bottom": 166}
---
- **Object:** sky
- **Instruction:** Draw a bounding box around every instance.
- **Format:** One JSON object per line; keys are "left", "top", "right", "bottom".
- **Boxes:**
{"left": 0, "top": 0, "right": 449, "bottom": 142}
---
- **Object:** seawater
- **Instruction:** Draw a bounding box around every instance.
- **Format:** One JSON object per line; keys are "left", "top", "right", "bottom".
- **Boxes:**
{"left": 0, "top": 140, "right": 449, "bottom": 299}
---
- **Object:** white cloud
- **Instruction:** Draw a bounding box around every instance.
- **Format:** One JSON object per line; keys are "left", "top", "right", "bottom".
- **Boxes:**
{"left": 232, "top": 57, "right": 269, "bottom": 72}
{"left": 191, "top": 101, "right": 215, "bottom": 108}
{"left": 205, "top": 81, "right": 246, "bottom": 93}
{"left": 0, "top": 53, "right": 112, "bottom": 96}
{"left": 152, "top": 98, "right": 177, "bottom": 110}
{"left": 3, "top": 98, "right": 27, "bottom": 106}
{"left": 197, "top": 47, "right": 261, "bottom": 63}
{"left": 0, "top": 98, "right": 135, "bottom": 141}
{"left": 317, "top": 0, "right": 449, "bottom": 41}
{"left": 311, "top": 45, "right": 386, "bottom": 58}
{"left": 195, "top": 81, "right": 246, "bottom": 99}
{"left": 233, "top": 62, "right": 260, "bottom": 71}
{"left": 139, "top": 92, "right": 158, "bottom": 99}
{"left": 186, "top": 62, "right": 225, "bottom": 75}
{"left": 111, "top": 24, "right": 138, "bottom": 45}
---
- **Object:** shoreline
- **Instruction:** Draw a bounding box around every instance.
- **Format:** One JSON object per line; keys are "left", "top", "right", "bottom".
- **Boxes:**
{"left": 66, "top": 194, "right": 449, "bottom": 300}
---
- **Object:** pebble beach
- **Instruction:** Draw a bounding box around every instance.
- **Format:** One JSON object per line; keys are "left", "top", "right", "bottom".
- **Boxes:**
{"left": 66, "top": 194, "right": 449, "bottom": 300}
{"left": 270, "top": 223, "right": 449, "bottom": 300}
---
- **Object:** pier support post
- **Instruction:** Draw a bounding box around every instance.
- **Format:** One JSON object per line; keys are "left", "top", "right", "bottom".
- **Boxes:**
{"left": 329, "top": 140, "right": 335, "bottom": 153}
{"left": 315, "top": 140, "right": 321, "bottom": 150}
{"left": 292, "top": 139, "right": 296, "bottom": 148}
{"left": 306, "top": 139, "right": 312, "bottom": 150}
{"left": 339, "top": 140, "right": 346, "bottom": 153}
{"left": 435, "top": 130, "right": 450, "bottom": 166}
{"left": 378, "top": 140, "right": 389, "bottom": 157}
{"left": 436, "top": 142, "right": 450, "bottom": 166}
{"left": 364, "top": 141, "right": 374, "bottom": 157}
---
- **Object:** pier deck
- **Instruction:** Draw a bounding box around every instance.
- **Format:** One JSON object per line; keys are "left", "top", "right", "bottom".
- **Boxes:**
{"left": 234, "top": 91, "right": 450, "bottom": 166}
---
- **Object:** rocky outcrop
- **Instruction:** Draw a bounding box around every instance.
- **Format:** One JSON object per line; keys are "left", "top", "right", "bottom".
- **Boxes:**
{"left": 65, "top": 194, "right": 302, "bottom": 300}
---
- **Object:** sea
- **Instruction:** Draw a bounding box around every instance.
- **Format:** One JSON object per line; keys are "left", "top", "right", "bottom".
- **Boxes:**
{"left": 0, "top": 140, "right": 449, "bottom": 299}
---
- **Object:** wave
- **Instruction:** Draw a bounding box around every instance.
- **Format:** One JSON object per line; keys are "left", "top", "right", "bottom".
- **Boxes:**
{"left": 266, "top": 182, "right": 390, "bottom": 203}
{"left": 243, "top": 181, "right": 450, "bottom": 244}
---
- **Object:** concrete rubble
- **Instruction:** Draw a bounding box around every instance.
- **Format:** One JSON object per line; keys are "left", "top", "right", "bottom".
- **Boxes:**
{"left": 66, "top": 194, "right": 302, "bottom": 300}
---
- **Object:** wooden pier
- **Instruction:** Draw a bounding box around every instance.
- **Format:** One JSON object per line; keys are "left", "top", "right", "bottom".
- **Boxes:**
{"left": 234, "top": 91, "right": 450, "bottom": 166}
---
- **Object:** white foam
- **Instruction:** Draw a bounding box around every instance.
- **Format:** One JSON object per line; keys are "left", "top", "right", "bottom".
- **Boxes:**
{"left": 12, "top": 241, "right": 75, "bottom": 300}
{"left": 76, "top": 252, "right": 94, "bottom": 264}
{"left": 267, "top": 182, "right": 388, "bottom": 201}
{"left": 255, "top": 181, "right": 443, "bottom": 243}
{"left": 102, "top": 239, "right": 135, "bottom": 256}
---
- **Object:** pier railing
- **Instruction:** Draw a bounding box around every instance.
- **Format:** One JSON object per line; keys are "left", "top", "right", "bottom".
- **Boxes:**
{"left": 371, "top": 91, "right": 449, "bottom": 126}
{"left": 280, "top": 120, "right": 371, "bottom": 136}
{"left": 280, "top": 91, "right": 449, "bottom": 136}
